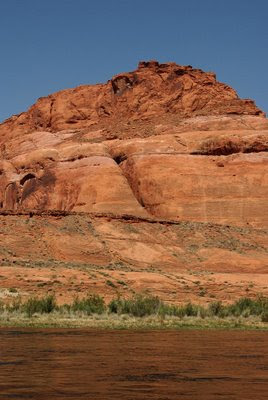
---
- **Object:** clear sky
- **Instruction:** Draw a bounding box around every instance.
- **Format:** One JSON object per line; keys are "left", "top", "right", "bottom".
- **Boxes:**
{"left": 0, "top": 0, "right": 267, "bottom": 122}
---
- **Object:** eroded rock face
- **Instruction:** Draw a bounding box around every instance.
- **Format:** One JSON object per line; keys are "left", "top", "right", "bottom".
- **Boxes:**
{"left": 0, "top": 144, "right": 149, "bottom": 217}
{"left": 0, "top": 213, "right": 267, "bottom": 305}
{"left": 0, "top": 60, "right": 265, "bottom": 138}
{"left": 0, "top": 61, "right": 267, "bottom": 228}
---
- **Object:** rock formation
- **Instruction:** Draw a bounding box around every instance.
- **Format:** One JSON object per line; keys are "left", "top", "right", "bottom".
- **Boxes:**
{"left": 0, "top": 61, "right": 267, "bottom": 304}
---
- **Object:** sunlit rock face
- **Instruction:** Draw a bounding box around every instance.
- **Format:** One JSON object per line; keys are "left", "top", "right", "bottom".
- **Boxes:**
{"left": 0, "top": 60, "right": 267, "bottom": 228}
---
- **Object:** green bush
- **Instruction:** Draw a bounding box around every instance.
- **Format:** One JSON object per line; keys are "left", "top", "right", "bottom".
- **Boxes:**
{"left": 226, "top": 297, "right": 268, "bottom": 317}
{"left": 170, "top": 306, "right": 186, "bottom": 318}
{"left": 24, "top": 295, "right": 56, "bottom": 317}
{"left": 1, "top": 291, "right": 267, "bottom": 322}
{"left": 129, "top": 295, "right": 163, "bottom": 317}
{"left": 160, "top": 304, "right": 185, "bottom": 318}
{"left": 109, "top": 295, "right": 163, "bottom": 317}
{"left": 70, "top": 294, "right": 106, "bottom": 315}
{"left": 261, "top": 311, "right": 268, "bottom": 323}
{"left": 114, "top": 295, "right": 268, "bottom": 320}
{"left": 108, "top": 297, "right": 124, "bottom": 314}
{"left": 106, "top": 280, "right": 116, "bottom": 288}
{"left": 183, "top": 302, "right": 199, "bottom": 317}
{"left": 209, "top": 301, "right": 223, "bottom": 316}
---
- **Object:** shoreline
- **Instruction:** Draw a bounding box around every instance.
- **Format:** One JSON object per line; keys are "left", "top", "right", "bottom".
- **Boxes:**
{"left": 1, "top": 294, "right": 267, "bottom": 330}
{"left": 0, "top": 314, "right": 267, "bottom": 330}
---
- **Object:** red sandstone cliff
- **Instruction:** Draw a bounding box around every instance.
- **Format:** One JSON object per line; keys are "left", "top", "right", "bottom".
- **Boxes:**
{"left": 0, "top": 60, "right": 265, "bottom": 137}
{"left": 0, "top": 60, "right": 267, "bottom": 227}
{"left": 0, "top": 61, "right": 267, "bottom": 304}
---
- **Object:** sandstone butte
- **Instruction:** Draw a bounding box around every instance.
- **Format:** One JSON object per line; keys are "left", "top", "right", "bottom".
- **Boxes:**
{"left": 0, "top": 60, "right": 267, "bottom": 306}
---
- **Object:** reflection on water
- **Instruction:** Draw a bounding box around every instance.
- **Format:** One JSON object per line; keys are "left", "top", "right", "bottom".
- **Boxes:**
{"left": 0, "top": 329, "right": 267, "bottom": 399}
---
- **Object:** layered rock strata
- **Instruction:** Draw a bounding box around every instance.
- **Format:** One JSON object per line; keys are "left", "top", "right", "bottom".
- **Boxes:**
{"left": 0, "top": 61, "right": 267, "bottom": 304}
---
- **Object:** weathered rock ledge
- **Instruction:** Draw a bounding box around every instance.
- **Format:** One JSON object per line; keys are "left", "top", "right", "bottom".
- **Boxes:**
{"left": 0, "top": 61, "right": 267, "bottom": 305}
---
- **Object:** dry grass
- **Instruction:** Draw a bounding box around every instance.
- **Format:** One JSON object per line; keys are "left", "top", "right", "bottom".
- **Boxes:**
{"left": 0, "top": 311, "right": 267, "bottom": 330}
{"left": 0, "top": 294, "right": 267, "bottom": 330}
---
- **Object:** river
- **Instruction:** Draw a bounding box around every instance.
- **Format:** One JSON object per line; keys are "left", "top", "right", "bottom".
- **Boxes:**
{"left": 0, "top": 329, "right": 267, "bottom": 399}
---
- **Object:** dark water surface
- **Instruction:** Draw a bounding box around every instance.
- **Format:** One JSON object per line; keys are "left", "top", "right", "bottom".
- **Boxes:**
{"left": 0, "top": 329, "right": 267, "bottom": 400}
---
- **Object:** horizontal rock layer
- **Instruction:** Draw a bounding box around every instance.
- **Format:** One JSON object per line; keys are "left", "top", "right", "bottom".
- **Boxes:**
{"left": 0, "top": 61, "right": 267, "bottom": 304}
{"left": 0, "top": 61, "right": 267, "bottom": 228}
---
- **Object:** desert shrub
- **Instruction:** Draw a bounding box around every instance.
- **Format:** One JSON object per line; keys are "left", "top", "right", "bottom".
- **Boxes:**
{"left": 7, "top": 297, "right": 23, "bottom": 312}
{"left": 1, "top": 291, "right": 267, "bottom": 323}
{"left": 24, "top": 297, "right": 41, "bottom": 317}
{"left": 108, "top": 297, "right": 125, "bottom": 314}
{"left": 109, "top": 296, "right": 208, "bottom": 318}
{"left": 170, "top": 306, "right": 186, "bottom": 318}
{"left": 226, "top": 297, "right": 268, "bottom": 317}
{"left": 233, "top": 298, "right": 255, "bottom": 315}
{"left": 198, "top": 306, "right": 208, "bottom": 319}
{"left": 9, "top": 287, "right": 18, "bottom": 293}
{"left": 255, "top": 296, "right": 268, "bottom": 315}
{"left": 261, "top": 311, "right": 268, "bottom": 323}
{"left": 183, "top": 302, "right": 199, "bottom": 317}
{"left": 39, "top": 295, "right": 56, "bottom": 313}
{"left": 109, "top": 295, "right": 164, "bottom": 317}
{"left": 70, "top": 294, "right": 106, "bottom": 315}
{"left": 106, "top": 280, "right": 116, "bottom": 288}
{"left": 128, "top": 295, "right": 163, "bottom": 317}
{"left": 209, "top": 301, "right": 224, "bottom": 316}
{"left": 117, "top": 280, "right": 127, "bottom": 286}
{"left": 23, "top": 295, "right": 56, "bottom": 317}
{"left": 159, "top": 304, "right": 184, "bottom": 318}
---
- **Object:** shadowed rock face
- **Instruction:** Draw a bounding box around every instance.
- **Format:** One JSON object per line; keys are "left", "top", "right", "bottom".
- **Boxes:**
{"left": 0, "top": 60, "right": 267, "bottom": 228}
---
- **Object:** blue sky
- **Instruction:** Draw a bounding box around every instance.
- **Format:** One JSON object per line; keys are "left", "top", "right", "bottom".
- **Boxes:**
{"left": 0, "top": 0, "right": 267, "bottom": 122}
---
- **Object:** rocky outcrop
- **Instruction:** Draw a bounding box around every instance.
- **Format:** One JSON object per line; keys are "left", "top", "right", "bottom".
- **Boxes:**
{"left": 0, "top": 144, "right": 149, "bottom": 217}
{"left": 0, "top": 61, "right": 267, "bottom": 228}
{"left": 109, "top": 131, "right": 268, "bottom": 227}
{"left": 0, "top": 60, "right": 267, "bottom": 304}
{"left": 0, "top": 129, "right": 267, "bottom": 227}
{"left": 0, "top": 60, "right": 264, "bottom": 139}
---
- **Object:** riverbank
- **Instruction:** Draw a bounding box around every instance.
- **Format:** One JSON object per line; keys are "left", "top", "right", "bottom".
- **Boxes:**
{"left": 0, "top": 294, "right": 267, "bottom": 329}
{"left": 0, "top": 312, "right": 267, "bottom": 330}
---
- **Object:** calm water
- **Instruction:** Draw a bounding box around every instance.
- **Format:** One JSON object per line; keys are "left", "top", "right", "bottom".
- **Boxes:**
{"left": 0, "top": 329, "right": 267, "bottom": 400}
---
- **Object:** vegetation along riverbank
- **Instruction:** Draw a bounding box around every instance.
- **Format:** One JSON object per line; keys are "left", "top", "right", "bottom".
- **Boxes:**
{"left": 0, "top": 294, "right": 268, "bottom": 329}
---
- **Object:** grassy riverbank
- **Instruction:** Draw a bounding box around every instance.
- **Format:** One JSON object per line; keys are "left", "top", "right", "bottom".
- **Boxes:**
{"left": 0, "top": 294, "right": 267, "bottom": 329}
